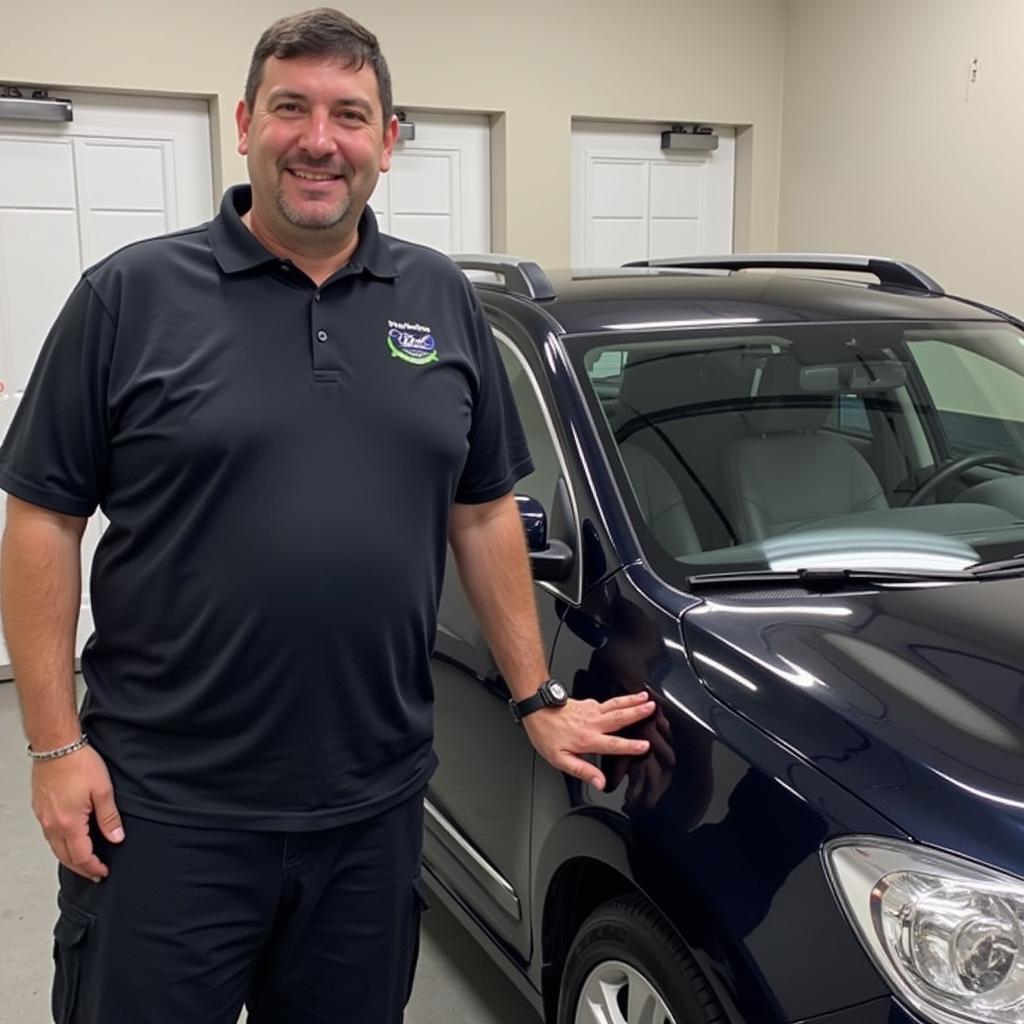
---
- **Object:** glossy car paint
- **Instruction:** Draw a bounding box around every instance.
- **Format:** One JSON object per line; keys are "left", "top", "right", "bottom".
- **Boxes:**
{"left": 545, "top": 564, "right": 899, "bottom": 1022}
{"left": 684, "top": 578, "right": 1024, "bottom": 879}
{"left": 423, "top": 268, "right": 1019, "bottom": 1023}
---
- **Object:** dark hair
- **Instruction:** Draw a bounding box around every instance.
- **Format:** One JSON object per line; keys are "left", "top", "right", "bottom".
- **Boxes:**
{"left": 244, "top": 7, "right": 393, "bottom": 124}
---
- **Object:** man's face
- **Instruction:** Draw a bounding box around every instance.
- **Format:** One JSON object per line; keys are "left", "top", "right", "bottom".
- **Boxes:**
{"left": 236, "top": 55, "right": 398, "bottom": 239}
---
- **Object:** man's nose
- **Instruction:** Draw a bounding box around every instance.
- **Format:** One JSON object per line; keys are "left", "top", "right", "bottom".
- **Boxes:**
{"left": 299, "top": 112, "right": 336, "bottom": 159}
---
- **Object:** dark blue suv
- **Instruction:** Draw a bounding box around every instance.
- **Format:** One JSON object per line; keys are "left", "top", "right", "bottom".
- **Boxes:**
{"left": 424, "top": 254, "right": 1024, "bottom": 1024}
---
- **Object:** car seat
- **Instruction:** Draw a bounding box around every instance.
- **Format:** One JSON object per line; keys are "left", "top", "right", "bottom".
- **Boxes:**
{"left": 726, "top": 356, "right": 889, "bottom": 541}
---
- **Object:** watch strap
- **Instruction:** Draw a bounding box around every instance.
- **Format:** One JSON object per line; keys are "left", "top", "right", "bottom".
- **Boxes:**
{"left": 509, "top": 690, "right": 548, "bottom": 722}
{"left": 509, "top": 678, "right": 568, "bottom": 723}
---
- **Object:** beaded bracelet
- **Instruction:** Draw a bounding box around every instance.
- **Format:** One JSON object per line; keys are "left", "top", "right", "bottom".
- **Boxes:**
{"left": 27, "top": 733, "right": 90, "bottom": 761}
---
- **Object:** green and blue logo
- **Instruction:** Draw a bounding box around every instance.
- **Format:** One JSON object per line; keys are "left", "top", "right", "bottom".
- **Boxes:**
{"left": 387, "top": 320, "right": 438, "bottom": 365}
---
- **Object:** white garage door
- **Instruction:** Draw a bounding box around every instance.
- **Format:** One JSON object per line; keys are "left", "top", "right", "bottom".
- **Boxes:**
{"left": 572, "top": 120, "right": 734, "bottom": 267}
{"left": 0, "top": 90, "right": 214, "bottom": 671}
{"left": 370, "top": 111, "right": 490, "bottom": 254}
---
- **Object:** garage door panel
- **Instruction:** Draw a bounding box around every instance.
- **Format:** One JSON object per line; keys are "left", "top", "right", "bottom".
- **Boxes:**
{"left": 79, "top": 516, "right": 105, "bottom": 610}
{"left": 391, "top": 213, "right": 453, "bottom": 253}
{"left": 76, "top": 139, "right": 174, "bottom": 265}
{"left": 588, "top": 219, "right": 647, "bottom": 267}
{"left": 589, "top": 159, "right": 647, "bottom": 219}
{"left": 0, "top": 91, "right": 214, "bottom": 674}
{"left": 0, "top": 139, "right": 76, "bottom": 208}
{"left": 87, "top": 210, "right": 169, "bottom": 263}
{"left": 0, "top": 209, "right": 82, "bottom": 391}
{"left": 390, "top": 151, "right": 457, "bottom": 215}
{"left": 650, "top": 162, "right": 703, "bottom": 218}
{"left": 573, "top": 122, "right": 734, "bottom": 265}
{"left": 0, "top": 393, "right": 17, "bottom": 432}
{"left": 650, "top": 218, "right": 701, "bottom": 260}
{"left": 369, "top": 177, "right": 389, "bottom": 222}
{"left": 0, "top": 396, "right": 19, "bottom": 664}
{"left": 375, "top": 113, "right": 489, "bottom": 254}
{"left": 78, "top": 141, "right": 170, "bottom": 211}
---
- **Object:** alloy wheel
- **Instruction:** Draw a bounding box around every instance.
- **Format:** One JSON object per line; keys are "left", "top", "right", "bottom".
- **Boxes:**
{"left": 574, "top": 958, "right": 677, "bottom": 1024}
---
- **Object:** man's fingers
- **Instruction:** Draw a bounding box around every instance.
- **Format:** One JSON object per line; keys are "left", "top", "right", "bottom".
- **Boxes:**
{"left": 598, "top": 700, "right": 657, "bottom": 729}
{"left": 555, "top": 753, "right": 605, "bottom": 791}
{"left": 45, "top": 839, "right": 80, "bottom": 877}
{"left": 57, "top": 836, "right": 106, "bottom": 882}
{"left": 599, "top": 692, "right": 651, "bottom": 711}
{"left": 594, "top": 734, "right": 650, "bottom": 756}
{"left": 65, "top": 831, "right": 108, "bottom": 880}
{"left": 93, "top": 787, "right": 126, "bottom": 844}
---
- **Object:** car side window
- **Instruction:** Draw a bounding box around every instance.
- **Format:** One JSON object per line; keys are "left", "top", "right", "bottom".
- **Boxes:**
{"left": 494, "top": 333, "right": 561, "bottom": 517}
{"left": 909, "top": 339, "right": 1024, "bottom": 459}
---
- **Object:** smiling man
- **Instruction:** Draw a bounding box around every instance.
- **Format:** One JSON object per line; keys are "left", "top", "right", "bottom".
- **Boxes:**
{"left": 0, "top": 8, "right": 655, "bottom": 1023}
{"left": 238, "top": 48, "right": 392, "bottom": 259}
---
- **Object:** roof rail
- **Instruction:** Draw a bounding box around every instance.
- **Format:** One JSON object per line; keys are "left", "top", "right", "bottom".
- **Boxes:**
{"left": 623, "top": 253, "right": 944, "bottom": 296}
{"left": 451, "top": 254, "right": 556, "bottom": 301}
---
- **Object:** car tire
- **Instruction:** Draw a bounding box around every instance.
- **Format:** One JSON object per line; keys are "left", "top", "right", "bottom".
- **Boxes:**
{"left": 557, "top": 895, "right": 726, "bottom": 1024}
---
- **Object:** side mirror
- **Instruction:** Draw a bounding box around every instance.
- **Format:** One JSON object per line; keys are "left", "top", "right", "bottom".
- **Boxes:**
{"left": 516, "top": 493, "right": 574, "bottom": 583}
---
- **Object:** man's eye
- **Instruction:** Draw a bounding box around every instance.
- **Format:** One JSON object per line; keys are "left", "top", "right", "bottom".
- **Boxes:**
{"left": 276, "top": 103, "right": 303, "bottom": 114}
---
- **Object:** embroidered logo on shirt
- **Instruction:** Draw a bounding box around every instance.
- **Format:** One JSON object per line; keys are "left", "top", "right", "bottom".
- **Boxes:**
{"left": 387, "top": 320, "right": 438, "bottom": 365}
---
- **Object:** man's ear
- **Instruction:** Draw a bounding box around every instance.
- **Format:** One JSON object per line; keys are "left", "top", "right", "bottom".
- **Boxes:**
{"left": 379, "top": 115, "right": 400, "bottom": 173}
{"left": 235, "top": 98, "right": 252, "bottom": 156}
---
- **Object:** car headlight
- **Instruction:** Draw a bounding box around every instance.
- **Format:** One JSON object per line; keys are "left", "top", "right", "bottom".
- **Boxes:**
{"left": 825, "top": 837, "right": 1024, "bottom": 1024}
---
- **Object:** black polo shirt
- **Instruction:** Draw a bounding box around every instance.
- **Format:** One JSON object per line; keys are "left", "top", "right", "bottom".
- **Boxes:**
{"left": 0, "top": 186, "right": 532, "bottom": 829}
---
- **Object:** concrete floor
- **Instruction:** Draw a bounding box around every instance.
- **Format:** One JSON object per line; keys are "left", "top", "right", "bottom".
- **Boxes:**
{"left": 0, "top": 682, "right": 538, "bottom": 1023}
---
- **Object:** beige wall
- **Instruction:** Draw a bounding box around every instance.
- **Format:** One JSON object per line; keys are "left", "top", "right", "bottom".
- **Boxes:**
{"left": 780, "top": 0, "right": 1024, "bottom": 317}
{"left": 1, "top": 0, "right": 787, "bottom": 266}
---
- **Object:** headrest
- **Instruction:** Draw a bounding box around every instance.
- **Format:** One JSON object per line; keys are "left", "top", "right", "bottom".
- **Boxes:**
{"left": 616, "top": 348, "right": 749, "bottom": 421}
{"left": 744, "top": 356, "right": 831, "bottom": 435}
{"left": 616, "top": 350, "right": 708, "bottom": 424}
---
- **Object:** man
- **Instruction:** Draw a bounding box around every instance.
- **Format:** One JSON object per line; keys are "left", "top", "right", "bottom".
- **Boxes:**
{"left": 0, "top": 9, "right": 655, "bottom": 1023}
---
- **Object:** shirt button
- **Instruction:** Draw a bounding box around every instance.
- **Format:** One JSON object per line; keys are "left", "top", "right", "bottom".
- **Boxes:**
{"left": 317, "top": 330, "right": 328, "bottom": 343}
{"left": 314, "top": 292, "right": 321, "bottom": 302}
{"left": 280, "top": 263, "right": 290, "bottom": 271}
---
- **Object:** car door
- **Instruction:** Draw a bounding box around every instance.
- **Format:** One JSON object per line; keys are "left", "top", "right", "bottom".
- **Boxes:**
{"left": 426, "top": 320, "right": 581, "bottom": 963}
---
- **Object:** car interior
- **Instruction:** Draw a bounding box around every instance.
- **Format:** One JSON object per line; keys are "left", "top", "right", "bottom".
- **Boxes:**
{"left": 587, "top": 328, "right": 1024, "bottom": 564}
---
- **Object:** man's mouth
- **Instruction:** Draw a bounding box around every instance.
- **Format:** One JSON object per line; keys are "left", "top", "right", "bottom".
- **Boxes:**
{"left": 286, "top": 168, "right": 343, "bottom": 182}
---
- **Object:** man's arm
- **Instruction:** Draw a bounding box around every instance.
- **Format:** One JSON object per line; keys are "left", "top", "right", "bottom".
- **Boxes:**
{"left": 1, "top": 495, "right": 124, "bottom": 880}
{"left": 448, "top": 492, "right": 655, "bottom": 790}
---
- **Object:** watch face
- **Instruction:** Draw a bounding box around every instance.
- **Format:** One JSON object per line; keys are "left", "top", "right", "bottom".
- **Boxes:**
{"left": 548, "top": 681, "right": 567, "bottom": 702}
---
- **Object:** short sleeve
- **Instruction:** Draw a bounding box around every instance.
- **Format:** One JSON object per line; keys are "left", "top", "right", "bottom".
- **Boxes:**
{"left": 454, "top": 292, "right": 534, "bottom": 504}
{"left": 0, "top": 277, "right": 114, "bottom": 516}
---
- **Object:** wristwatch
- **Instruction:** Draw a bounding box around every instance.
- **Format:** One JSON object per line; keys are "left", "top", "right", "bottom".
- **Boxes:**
{"left": 509, "top": 678, "right": 568, "bottom": 723}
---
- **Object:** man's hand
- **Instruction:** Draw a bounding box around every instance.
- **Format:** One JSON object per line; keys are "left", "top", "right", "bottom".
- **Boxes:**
{"left": 522, "top": 691, "right": 656, "bottom": 791}
{"left": 32, "top": 745, "right": 125, "bottom": 881}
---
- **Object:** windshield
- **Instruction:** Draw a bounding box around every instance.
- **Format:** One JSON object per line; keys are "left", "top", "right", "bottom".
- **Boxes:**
{"left": 572, "top": 320, "right": 1024, "bottom": 582}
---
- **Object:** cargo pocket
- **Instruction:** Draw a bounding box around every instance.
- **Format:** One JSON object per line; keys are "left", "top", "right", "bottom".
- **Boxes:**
{"left": 403, "top": 876, "right": 430, "bottom": 1006}
{"left": 51, "top": 897, "right": 95, "bottom": 1024}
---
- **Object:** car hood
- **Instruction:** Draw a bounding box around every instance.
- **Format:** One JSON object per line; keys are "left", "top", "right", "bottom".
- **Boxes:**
{"left": 681, "top": 576, "right": 1024, "bottom": 874}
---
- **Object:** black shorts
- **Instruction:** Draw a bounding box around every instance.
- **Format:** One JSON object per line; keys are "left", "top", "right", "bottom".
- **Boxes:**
{"left": 51, "top": 789, "right": 427, "bottom": 1024}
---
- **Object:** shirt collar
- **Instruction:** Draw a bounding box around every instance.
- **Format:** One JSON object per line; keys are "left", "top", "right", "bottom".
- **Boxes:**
{"left": 208, "top": 184, "right": 399, "bottom": 280}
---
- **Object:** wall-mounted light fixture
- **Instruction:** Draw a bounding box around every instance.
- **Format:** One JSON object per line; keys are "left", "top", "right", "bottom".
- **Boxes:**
{"left": 396, "top": 109, "right": 415, "bottom": 142}
{"left": 661, "top": 123, "right": 717, "bottom": 152}
{"left": 0, "top": 86, "right": 73, "bottom": 122}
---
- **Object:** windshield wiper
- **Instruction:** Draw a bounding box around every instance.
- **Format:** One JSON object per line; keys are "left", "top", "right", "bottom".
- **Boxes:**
{"left": 686, "top": 567, "right": 973, "bottom": 591}
{"left": 968, "top": 554, "right": 1024, "bottom": 579}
